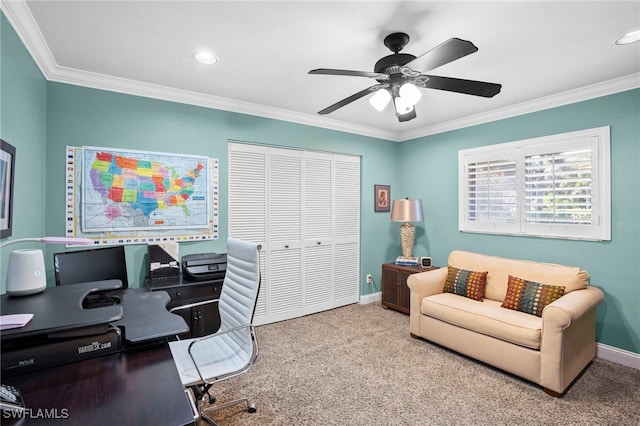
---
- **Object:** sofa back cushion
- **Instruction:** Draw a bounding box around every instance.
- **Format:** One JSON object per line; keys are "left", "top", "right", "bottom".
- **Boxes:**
{"left": 447, "top": 250, "right": 589, "bottom": 302}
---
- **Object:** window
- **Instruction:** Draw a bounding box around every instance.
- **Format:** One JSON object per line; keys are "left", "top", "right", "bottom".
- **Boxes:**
{"left": 459, "top": 126, "right": 610, "bottom": 241}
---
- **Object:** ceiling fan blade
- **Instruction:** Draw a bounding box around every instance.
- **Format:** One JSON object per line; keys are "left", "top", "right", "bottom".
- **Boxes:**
{"left": 404, "top": 38, "right": 478, "bottom": 73}
{"left": 317, "top": 85, "right": 385, "bottom": 115}
{"left": 422, "top": 75, "right": 502, "bottom": 97}
{"left": 309, "top": 68, "right": 389, "bottom": 80}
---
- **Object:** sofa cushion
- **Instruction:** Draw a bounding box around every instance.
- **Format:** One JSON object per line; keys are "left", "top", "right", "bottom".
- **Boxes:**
{"left": 448, "top": 250, "right": 589, "bottom": 302}
{"left": 444, "top": 266, "right": 487, "bottom": 301}
{"left": 501, "top": 275, "right": 565, "bottom": 317}
{"left": 421, "top": 293, "right": 543, "bottom": 350}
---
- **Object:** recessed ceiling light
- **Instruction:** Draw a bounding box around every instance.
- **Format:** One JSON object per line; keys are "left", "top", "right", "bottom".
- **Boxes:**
{"left": 192, "top": 51, "right": 218, "bottom": 65}
{"left": 615, "top": 29, "right": 640, "bottom": 45}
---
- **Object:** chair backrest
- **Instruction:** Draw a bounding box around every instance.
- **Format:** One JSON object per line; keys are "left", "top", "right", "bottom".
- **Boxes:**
{"left": 218, "top": 238, "right": 261, "bottom": 331}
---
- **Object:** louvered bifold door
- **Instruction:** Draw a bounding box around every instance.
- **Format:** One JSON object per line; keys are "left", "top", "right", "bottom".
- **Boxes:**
{"left": 303, "top": 151, "right": 334, "bottom": 314}
{"left": 333, "top": 154, "right": 360, "bottom": 306}
{"left": 267, "top": 148, "right": 304, "bottom": 323}
{"left": 228, "top": 143, "right": 268, "bottom": 322}
{"left": 230, "top": 143, "right": 360, "bottom": 325}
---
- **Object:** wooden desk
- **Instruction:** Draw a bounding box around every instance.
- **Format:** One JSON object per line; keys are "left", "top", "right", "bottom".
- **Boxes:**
{"left": 3, "top": 345, "right": 196, "bottom": 425}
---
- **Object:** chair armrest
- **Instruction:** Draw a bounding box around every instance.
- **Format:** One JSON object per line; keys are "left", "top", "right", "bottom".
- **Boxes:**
{"left": 188, "top": 324, "right": 259, "bottom": 384}
{"left": 188, "top": 323, "right": 255, "bottom": 352}
{"left": 407, "top": 268, "right": 448, "bottom": 336}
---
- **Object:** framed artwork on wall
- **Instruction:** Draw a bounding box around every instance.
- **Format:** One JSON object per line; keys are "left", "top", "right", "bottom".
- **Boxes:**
{"left": 1, "top": 139, "right": 16, "bottom": 238}
{"left": 374, "top": 184, "right": 390, "bottom": 212}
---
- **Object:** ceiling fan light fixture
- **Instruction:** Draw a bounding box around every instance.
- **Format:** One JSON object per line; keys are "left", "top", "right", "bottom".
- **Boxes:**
{"left": 192, "top": 51, "right": 218, "bottom": 65}
{"left": 394, "top": 96, "right": 414, "bottom": 115}
{"left": 399, "top": 82, "right": 422, "bottom": 106}
{"left": 615, "top": 29, "right": 640, "bottom": 45}
{"left": 369, "top": 89, "right": 392, "bottom": 111}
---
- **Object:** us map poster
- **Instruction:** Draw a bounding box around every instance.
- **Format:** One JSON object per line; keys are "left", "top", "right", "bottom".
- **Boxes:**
{"left": 66, "top": 146, "right": 219, "bottom": 245}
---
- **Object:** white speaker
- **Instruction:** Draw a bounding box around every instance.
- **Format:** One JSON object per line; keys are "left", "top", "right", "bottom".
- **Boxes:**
{"left": 6, "top": 249, "right": 47, "bottom": 296}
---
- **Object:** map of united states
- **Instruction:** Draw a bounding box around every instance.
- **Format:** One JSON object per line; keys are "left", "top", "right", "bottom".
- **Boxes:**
{"left": 89, "top": 151, "right": 204, "bottom": 221}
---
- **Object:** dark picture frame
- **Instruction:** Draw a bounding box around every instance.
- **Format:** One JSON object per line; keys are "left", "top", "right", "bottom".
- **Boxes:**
{"left": 1, "top": 139, "right": 16, "bottom": 238}
{"left": 374, "top": 184, "right": 390, "bottom": 212}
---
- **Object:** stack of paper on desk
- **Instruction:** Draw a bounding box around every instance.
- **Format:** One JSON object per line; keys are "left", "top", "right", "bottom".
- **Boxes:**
{"left": 0, "top": 314, "right": 33, "bottom": 330}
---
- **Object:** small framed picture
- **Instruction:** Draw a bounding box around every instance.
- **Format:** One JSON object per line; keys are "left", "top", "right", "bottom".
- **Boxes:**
{"left": 1, "top": 139, "right": 16, "bottom": 238}
{"left": 374, "top": 184, "right": 390, "bottom": 212}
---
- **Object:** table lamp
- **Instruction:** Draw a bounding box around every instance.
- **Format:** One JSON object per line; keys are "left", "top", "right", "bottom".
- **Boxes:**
{"left": 390, "top": 198, "right": 424, "bottom": 260}
{"left": 1, "top": 237, "right": 94, "bottom": 296}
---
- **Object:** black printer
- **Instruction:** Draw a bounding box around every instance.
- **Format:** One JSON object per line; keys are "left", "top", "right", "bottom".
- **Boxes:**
{"left": 181, "top": 253, "right": 227, "bottom": 281}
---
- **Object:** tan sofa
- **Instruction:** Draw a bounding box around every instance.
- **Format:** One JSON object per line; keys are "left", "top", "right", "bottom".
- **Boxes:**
{"left": 407, "top": 250, "right": 604, "bottom": 396}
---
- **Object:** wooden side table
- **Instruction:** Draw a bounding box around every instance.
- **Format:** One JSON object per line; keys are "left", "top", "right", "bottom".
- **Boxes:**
{"left": 381, "top": 263, "right": 436, "bottom": 314}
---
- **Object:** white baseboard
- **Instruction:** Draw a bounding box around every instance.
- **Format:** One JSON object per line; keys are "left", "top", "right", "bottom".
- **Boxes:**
{"left": 359, "top": 292, "right": 381, "bottom": 305}
{"left": 597, "top": 343, "right": 640, "bottom": 370}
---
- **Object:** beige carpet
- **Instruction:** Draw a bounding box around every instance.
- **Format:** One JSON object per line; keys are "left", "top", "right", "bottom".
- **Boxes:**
{"left": 202, "top": 303, "right": 640, "bottom": 425}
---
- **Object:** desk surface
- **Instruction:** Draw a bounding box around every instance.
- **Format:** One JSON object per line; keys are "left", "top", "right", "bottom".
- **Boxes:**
{"left": 1, "top": 283, "right": 189, "bottom": 344}
{"left": 111, "top": 288, "right": 190, "bottom": 342}
{"left": 3, "top": 345, "right": 196, "bottom": 426}
{"left": 0, "top": 280, "right": 123, "bottom": 339}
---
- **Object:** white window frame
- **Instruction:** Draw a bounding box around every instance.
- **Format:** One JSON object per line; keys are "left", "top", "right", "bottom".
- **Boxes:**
{"left": 458, "top": 126, "right": 611, "bottom": 241}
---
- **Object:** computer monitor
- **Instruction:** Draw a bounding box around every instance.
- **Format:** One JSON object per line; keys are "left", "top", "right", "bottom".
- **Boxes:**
{"left": 53, "top": 246, "right": 128, "bottom": 288}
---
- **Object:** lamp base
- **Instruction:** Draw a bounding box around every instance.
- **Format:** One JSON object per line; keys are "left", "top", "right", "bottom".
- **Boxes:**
{"left": 6, "top": 249, "right": 47, "bottom": 296}
{"left": 399, "top": 222, "right": 416, "bottom": 259}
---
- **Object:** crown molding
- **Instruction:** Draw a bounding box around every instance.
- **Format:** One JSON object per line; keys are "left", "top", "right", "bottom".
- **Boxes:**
{"left": 4, "top": 0, "right": 638, "bottom": 144}
{"left": 1, "top": 0, "right": 56, "bottom": 77}
{"left": 398, "top": 72, "right": 640, "bottom": 141}
{"left": 49, "top": 64, "right": 399, "bottom": 142}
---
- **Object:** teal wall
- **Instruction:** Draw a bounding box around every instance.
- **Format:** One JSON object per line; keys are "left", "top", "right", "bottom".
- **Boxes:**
{"left": 398, "top": 89, "right": 640, "bottom": 353}
{"left": 2, "top": 12, "right": 639, "bottom": 354}
{"left": 44, "top": 83, "right": 398, "bottom": 289}
{"left": 0, "top": 14, "right": 47, "bottom": 277}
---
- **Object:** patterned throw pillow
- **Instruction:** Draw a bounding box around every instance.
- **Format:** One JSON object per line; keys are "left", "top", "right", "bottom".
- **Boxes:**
{"left": 501, "top": 275, "right": 566, "bottom": 317}
{"left": 444, "top": 266, "right": 488, "bottom": 301}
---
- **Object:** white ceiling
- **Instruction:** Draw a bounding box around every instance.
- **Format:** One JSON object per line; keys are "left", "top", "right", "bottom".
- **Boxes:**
{"left": 4, "top": 1, "right": 640, "bottom": 141}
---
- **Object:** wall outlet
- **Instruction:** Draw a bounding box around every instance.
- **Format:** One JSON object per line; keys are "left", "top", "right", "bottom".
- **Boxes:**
{"left": 366, "top": 274, "right": 372, "bottom": 284}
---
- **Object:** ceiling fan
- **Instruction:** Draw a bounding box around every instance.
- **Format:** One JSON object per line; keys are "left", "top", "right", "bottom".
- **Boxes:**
{"left": 309, "top": 32, "right": 502, "bottom": 122}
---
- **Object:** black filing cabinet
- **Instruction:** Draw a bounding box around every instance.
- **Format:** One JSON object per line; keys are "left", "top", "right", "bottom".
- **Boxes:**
{"left": 145, "top": 277, "right": 223, "bottom": 338}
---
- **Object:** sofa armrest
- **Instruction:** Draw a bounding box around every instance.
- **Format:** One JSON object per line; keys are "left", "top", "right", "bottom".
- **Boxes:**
{"left": 543, "top": 286, "right": 604, "bottom": 327}
{"left": 407, "top": 268, "right": 448, "bottom": 336}
{"left": 540, "top": 286, "right": 604, "bottom": 394}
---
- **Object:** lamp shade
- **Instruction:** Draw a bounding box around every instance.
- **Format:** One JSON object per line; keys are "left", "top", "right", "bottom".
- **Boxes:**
{"left": 390, "top": 198, "right": 424, "bottom": 222}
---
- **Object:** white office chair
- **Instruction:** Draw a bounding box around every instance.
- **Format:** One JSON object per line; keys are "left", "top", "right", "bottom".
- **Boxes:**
{"left": 169, "top": 238, "right": 261, "bottom": 425}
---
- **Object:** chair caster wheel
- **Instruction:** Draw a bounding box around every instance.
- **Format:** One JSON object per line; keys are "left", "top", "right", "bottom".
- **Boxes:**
{"left": 208, "top": 395, "right": 216, "bottom": 404}
{"left": 248, "top": 404, "right": 257, "bottom": 414}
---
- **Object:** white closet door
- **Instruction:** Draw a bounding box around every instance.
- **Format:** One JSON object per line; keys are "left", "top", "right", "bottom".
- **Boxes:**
{"left": 303, "top": 151, "right": 334, "bottom": 314}
{"left": 266, "top": 148, "right": 303, "bottom": 323}
{"left": 333, "top": 154, "right": 360, "bottom": 306}
{"left": 229, "top": 143, "right": 360, "bottom": 325}
{"left": 228, "top": 143, "right": 268, "bottom": 320}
